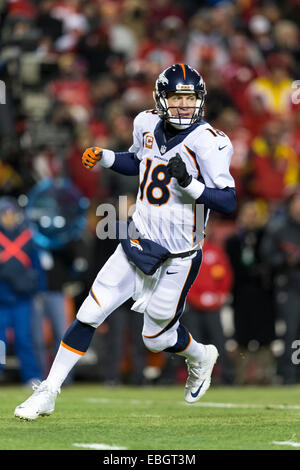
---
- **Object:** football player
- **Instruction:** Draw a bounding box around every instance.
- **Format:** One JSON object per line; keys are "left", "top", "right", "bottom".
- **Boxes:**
{"left": 15, "top": 64, "right": 236, "bottom": 420}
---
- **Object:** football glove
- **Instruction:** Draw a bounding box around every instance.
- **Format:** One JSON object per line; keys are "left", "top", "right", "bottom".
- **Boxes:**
{"left": 82, "top": 147, "right": 103, "bottom": 169}
{"left": 166, "top": 153, "right": 192, "bottom": 188}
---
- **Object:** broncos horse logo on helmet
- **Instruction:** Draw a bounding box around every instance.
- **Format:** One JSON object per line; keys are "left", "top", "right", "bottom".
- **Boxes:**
{"left": 154, "top": 63, "right": 207, "bottom": 130}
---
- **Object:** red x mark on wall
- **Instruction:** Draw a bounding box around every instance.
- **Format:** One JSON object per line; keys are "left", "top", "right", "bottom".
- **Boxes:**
{"left": 0, "top": 229, "right": 33, "bottom": 268}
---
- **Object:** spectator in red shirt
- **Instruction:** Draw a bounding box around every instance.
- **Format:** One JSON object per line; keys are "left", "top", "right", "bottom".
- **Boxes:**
{"left": 49, "top": 53, "right": 92, "bottom": 109}
{"left": 241, "top": 93, "right": 273, "bottom": 141}
{"left": 148, "top": 0, "right": 186, "bottom": 29}
{"left": 222, "top": 34, "right": 265, "bottom": 115}
{"left": 287, "top": 106, "right": 300, "bottom": 163}
{"left": 244, "top": 118, "right": 299, "bottom": 203}
{"left": 7, "top": 0, "right": 36, "bottom": 19}
{"left": 137, "top": 21, "right": 184, "bottom": 70}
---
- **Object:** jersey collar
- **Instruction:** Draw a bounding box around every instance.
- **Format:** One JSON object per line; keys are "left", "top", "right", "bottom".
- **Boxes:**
{"left": 154, "top": 120, "right": 205, "bottom": 155}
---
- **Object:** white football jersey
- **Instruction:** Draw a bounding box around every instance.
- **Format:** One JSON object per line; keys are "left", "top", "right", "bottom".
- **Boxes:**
{"left": 129, "top": 110, "right": 235, "bottom": 254}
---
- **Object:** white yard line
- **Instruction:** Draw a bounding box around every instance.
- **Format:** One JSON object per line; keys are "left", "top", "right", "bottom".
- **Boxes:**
{"left": 86, "top": 398, "right": 154, "bottom": 405}
{"left": 86, "top": 397, "right": 300, "bottom": 410}
{"left": 73, "top": 443, "right": 127, "bottom": 450}
{"left": 186, "top": 402, "right": 300, "bottom": 410}
{"left": 272, "top": 440, "right": 300, "bottom": 448}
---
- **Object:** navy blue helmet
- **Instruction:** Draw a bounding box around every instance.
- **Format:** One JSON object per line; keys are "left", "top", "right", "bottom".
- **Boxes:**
{"left": 154, "top": 63, "right": 207, "bottom": 130}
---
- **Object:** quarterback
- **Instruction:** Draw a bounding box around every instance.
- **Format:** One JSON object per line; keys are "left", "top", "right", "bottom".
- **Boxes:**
{"left": 15, "top": 64, "right": 236, "bottom": 420}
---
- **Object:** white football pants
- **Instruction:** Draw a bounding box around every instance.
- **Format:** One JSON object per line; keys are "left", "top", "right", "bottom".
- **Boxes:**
{"left": 77, "top": 244, "right": 202, "bottom": 352}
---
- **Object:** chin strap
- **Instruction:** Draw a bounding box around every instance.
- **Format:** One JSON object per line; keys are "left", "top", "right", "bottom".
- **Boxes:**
{"left": 167, "top": 120, "right": 193, "bottom": 130}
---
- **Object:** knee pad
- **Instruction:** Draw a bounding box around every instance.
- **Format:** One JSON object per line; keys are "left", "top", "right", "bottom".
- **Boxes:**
{"left": 76, "top": 290, "right": 109, "bottom": 328}
{"left": 143, "top": 328, "right": 177, "bottom": 353}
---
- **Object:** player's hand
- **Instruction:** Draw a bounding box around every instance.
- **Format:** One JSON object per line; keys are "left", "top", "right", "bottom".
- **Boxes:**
{"left": 82, "top": 147, "right": 103, "bottom": 169}
{"left": 166, "top": 153, "right": 192, "bottom": 188}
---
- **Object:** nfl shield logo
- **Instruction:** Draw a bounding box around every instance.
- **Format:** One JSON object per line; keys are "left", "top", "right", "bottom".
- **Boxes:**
{"left": 160, "top": 145, "right": 167, "bottom": 154}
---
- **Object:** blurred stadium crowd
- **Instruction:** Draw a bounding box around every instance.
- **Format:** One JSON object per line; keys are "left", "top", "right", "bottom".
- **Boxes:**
{"left": 0, "top": 0, "right": 299, "bottom": 387}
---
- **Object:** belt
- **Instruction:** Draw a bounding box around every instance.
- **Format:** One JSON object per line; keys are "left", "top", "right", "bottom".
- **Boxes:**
{"left": 168, "top": 249, "right": 199, "bottom": 259}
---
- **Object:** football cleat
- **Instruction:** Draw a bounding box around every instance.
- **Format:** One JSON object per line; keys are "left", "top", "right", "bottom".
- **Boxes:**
{"left": 184, "top": 344, "right": 219, "bottom": 403}
{"left": 14, "top": 380, "right": 60, "bottom": 421}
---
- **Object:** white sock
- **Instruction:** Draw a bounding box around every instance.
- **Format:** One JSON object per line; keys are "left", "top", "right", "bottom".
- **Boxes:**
{"left": 177, "top": 335, "right": 207, "bottom": 363}
{"left": 45, "top": 343, "right": 84, "bottom": 391}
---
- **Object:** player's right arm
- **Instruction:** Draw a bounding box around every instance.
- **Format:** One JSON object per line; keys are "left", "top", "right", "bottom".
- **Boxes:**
{"left": 82, "top": 146, "right": 140, "bottom": 175}
{"left": 81, "top": 113, "right": 145, "bottom": 175}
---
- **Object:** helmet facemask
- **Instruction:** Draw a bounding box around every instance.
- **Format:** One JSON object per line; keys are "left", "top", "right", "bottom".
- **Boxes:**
{"left": 154, "top": 88, "right": 205, "bottom": 130}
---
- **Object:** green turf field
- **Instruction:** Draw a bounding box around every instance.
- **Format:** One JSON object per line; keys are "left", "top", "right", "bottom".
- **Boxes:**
{"left": 0, "top": 384, "right": 300, "bottom": 450}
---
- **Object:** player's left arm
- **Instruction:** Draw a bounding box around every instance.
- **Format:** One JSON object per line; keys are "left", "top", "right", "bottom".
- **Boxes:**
{"left": 167, "top": 144, "right": 236, "bottom": 215}
{"left": 196, "top": 185, "right": 236, "bottom": 215}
